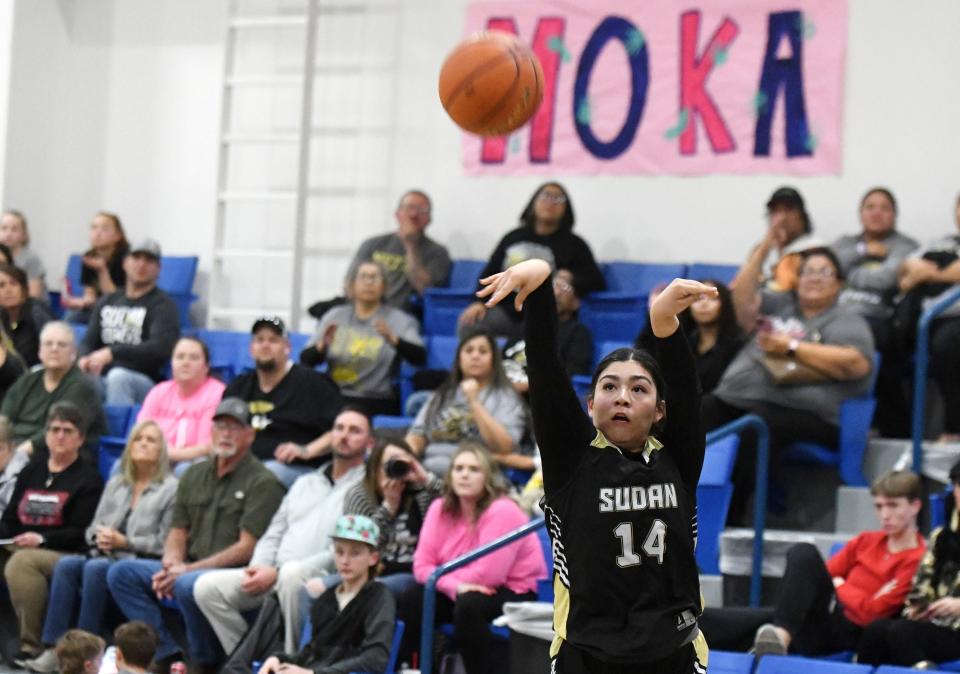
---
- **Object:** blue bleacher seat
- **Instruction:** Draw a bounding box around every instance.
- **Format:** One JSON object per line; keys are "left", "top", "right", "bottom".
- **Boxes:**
{"left": 536, "top": 520, "right": 554, "bottom": 602}
{"left": 602, "top": 262, "right": 689, "bottom": 294}
{"left": 593, "top": 340, "right": 632, "bottom": 370}
{"left": 755, "top": 655, "right": 871, "bottom": 673}
{"left": 157, "top": 255, "right": 198, "bottom": 327}
{"left": 708, "top": 650, "right": 754, "bottom": 674}
{"left": 104, "top": 405, "right": 133, "bottom": 437}
{"left": 874, "top": 668, "right": 932, "bottom": 674}
{"left": 423, "top": 288, "right": 474, "bottom": 336}
{"left": 372, "top": 415, "right": 414, "bottom": 430}
{"left": 939, "top": 661, "right": 960, "bottom": 672}
{"left": 929, "top": 485, "right": 952, "bottom": 530}
{"left": 289, "top": 331, "right": 311, "bottom": 360}
{"left": 72, "top": 323, "right": 87, "bottom": 344}
{"left": 195, "top": 329, "right": 250, "bottom": 381}
{"left": 426, "top": 334, "right": 459, "bottom": 370}
{"left": 696, "top": 434, "right": 739, "bottom": 574}
{"left": 65, "top": 254, "right": 84, "bottom": 296}
{"left": 448, "top": 259, "right": 485, "bottom": 289}
{"left": 688, "top": 262, "right": 740, "bottom": 285}
{"left": 784, "top": 353, "right": 881, "bottom": 487}
{"left": 579, "top": 303, "right": 648, "bottom": 345}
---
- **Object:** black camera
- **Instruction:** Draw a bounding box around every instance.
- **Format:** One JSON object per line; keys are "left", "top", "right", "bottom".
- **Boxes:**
{"left": 384, "top": 458, "right": 412, "bottom": 479}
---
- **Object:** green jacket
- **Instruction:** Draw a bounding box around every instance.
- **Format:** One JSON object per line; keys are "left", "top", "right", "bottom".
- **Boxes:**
{"left": 0, "top": 364, "right": 108, "bottom": 451}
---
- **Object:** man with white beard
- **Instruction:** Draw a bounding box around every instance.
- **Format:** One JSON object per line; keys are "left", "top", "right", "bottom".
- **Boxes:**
{"left": 107, "top": 398, "right": 286, "bottom": 674}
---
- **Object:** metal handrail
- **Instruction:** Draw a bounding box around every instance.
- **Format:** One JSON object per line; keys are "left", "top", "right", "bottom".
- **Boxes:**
{"left": 420, "top": 518, "right": 545, "bottom": 674}
{"left": 911, "top": 286, "right": 960, "bottom": 476}
{"left": 419, "top": 416, "right": 770, "bottom": 674}
{"left": 706, "top": 414, "right": 769, "bottom": 608}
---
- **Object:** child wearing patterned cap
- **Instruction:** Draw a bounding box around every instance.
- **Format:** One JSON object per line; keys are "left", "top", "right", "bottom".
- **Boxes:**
{"left": 253, "top": 515, "right": 396, "bottom": 674}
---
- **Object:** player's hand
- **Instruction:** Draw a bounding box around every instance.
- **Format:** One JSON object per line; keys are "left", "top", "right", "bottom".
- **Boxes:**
{"left": 649, "top": 279, "right": 718, "bottom": 338}
{"left": 477, "top": 259, "right": 552, "bottom": 312}
{"left": 458, "top": 302, "right": 487, "bottom": 328}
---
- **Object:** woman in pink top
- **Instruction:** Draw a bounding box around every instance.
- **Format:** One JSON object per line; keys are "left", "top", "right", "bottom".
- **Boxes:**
{"left": 398, "top": 442, "right": 546, "bottom": 674}
{"left": 136, "top": 336, "right": 225, "bottom": 475}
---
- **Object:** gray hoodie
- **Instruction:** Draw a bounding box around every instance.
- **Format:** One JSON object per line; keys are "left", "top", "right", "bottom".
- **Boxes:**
{"left": 832, "top": 230, "right": 919, "bottom": 318}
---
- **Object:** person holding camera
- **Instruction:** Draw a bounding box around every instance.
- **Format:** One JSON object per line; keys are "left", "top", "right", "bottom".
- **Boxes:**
{"left": 193, "top": 408, "right": 372, "bottom": 656}
{"left": 338, "top": 437, "right": 443, "bottom": 596}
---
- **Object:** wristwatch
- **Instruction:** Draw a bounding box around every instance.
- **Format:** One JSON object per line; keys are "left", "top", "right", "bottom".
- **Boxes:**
{"left": 787, "top": 338, "right": 800, "bottom": 358}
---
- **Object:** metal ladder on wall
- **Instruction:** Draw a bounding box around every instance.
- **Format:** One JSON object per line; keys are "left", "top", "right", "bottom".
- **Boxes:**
{"left": 210, "top": 0, "right": 400, "bottom": 332}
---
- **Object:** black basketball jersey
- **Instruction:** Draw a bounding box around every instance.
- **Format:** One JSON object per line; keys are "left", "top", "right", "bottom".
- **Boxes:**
{"left": 523, "top": 281, "right": 706, "bottom": 665}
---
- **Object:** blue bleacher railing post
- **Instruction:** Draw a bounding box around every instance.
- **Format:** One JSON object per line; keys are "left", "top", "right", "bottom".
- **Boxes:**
{"left": 706, "top": 414, "right": 769, "bottom": 608}
{"left": 911, "top": 286, "right": 960, "bottom": 479}
{"left": 420, "top": 518, "right": 545, "bottom": 674}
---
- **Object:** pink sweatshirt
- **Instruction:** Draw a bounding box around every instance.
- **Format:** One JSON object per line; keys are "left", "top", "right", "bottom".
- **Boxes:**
{"left": 137, "top": 377, "right": 226, "bottom": 449}
{"left": 414, "top": 496, "right": 547, "bottom": 601}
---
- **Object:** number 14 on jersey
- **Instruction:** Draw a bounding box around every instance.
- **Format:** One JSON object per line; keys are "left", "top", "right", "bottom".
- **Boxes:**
{"left": 614, "top": 520, "right": 666, "bottom": 567}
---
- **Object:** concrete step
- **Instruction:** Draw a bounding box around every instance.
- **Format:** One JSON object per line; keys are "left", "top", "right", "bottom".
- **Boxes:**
{"left": 835, "top": 485, "right": 875, "bottom": 533}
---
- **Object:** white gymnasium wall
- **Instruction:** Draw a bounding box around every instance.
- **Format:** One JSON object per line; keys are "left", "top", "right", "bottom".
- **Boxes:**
{"left": 0, "top": 0, "right": 14, "bottom": 206}
{"left": 2, "top": 0, "right": 960, "bottom": 319}
{"left": 1, "top": 0, "right": 112, "bottom": 281}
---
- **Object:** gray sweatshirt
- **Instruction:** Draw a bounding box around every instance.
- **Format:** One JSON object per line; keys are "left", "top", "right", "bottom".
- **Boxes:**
{"left": 832, "top": 230, "right": 919, "bottom": 318}
{"left": 249, "top": 462, "right": 365, "bottom": 575}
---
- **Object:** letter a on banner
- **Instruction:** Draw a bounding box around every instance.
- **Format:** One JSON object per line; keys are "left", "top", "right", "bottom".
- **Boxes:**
{"left": 754, "top": 10, "right": 812, "bottom": 157}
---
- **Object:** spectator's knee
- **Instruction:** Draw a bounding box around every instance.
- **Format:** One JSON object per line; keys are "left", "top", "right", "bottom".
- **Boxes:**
{"left": 452, "top": 591, "right": 486, "bottom": 626}
{"left": 192, "top": 572, "right": 219, "bottom": 605}
{"left": 785, "top": 542, "right": 821, "bottom": 567}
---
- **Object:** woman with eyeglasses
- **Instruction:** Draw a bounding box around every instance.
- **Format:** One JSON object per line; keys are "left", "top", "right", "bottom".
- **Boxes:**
{"left": 702, "top": 247, "right": 876, "bottom": 523}
{"left": 21, "top": 420, "right": 177, "bottom": 673}
{"left": 857, "top": 458, "right": 960, "bottom": 668}
{"left": 301, "top": 261, "right": 425, "bottom": 417}
{"left": 457, "top": 182, "right": 605, "bottom": 341}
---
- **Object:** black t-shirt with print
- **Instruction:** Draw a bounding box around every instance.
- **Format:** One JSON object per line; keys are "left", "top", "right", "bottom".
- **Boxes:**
{"left": 224, "top": 364, "right": 344, "bottom": 463}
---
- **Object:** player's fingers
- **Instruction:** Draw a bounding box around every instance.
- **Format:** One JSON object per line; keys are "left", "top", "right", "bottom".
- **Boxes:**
{"left": 484, "top": 279, "right": 517, "bottom": 307}
{"left": 479, "top": 273, "right": 501, "bottom": 286}
{"left": 476, "top": 283, "right": 496, "bottom": 299}
{"left": 514, "top": 285, "right": 533, "bottom": 311}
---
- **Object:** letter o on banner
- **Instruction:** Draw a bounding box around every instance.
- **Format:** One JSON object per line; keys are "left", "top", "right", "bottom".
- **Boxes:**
{"left": 573, "top": 16, "right": 649, "bottom": 160}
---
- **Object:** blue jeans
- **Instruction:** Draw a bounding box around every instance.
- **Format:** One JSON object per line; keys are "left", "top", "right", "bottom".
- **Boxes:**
{"left": 262, "top": 460, "right": 312, "bottom": 488}
{"left": 106, "top": 559, "right": 221, "bottom": 664}
{"left": 92, "top": 367, "right": 155, "bottom": 406}
{"left": 42, "top": 555, "right": 119, "bottom": 645}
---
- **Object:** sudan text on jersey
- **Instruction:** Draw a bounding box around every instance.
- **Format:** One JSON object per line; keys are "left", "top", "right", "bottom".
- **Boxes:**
{"left": 598, "top": 483, "right": 679, "bottom": 512}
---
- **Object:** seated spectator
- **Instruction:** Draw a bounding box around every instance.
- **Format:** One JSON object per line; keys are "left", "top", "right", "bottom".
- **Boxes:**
{"left": 61, "top": 212, "right": 130, "bottom": 324}
{"left": 136, "top": 336, "right": 225, "bottom": 474}
{"left": 405, "top": 327, "right": 530, "bottom": 475}
{"left": 502, "top": 268, "right": 593, "bottom": 394}
{"left": 2, "top": 321, "right": 107, "bottom": 456}
{"left": 106, "top": 398, "right": 285, "bottom": 674}
{"left": 0, "top": 209, "right": 47, "bottom": 302}
{"left": 636, "top": 279, "right": 744, "bottom": 394}
{"left": 704, "top": 248, "right": 875, "bottom": 522}
{"left": 458, "top": 182, "right": 605, "bottom": 340}
{"left": 301, "top": 261, "right": 425, "bottom": 416}
{"left": 194, "top": 407, "right": 370, "bottom": 655}
{"left": 731, "top": 187, "right": 823, "bottom": 324}
{"left": 396, "top": 443, "right": 545, "bottom": 674}
{"left": 832, "top": 188, "right": 918, "bottom": 437}
{"left": 0, "top": 322, "right": 26, "bottom": 403}
{"left": 0, "top": 263, "right": 53, "bottom": 366}
{"left": 858, "top": 458, "right": 960, "bottom": 667}
{"left": 54, "top": 630, "right": 104, "bottom": 674}
{"left": 336, "top": 437, "right": 443, "bottom": 595}
{"left": 221, "top": 515, "right": 396, "bottom": 674}
{"left": 23, "top": 420, "right": 177, "bottom": 673}
{"left": 78, "top": 239, "right": 180, "bottom": 406}
{"left": 224, "top": 316, "right": 343, "bottom": 487}
{"left": 113, "top": 621, "right": 158, "bottom": 674}
{"left": 0, "top": 417, "right": 29, "bottom": 513}
{"left": 343, "top": 189, "right": 451, "bottom": 313}
{"left": 895, "top": 194, "right": 960, "bottom": 442}
{"left": 699, "top": 470, "right": 925, "bottom": 656}
{"left": 0, "top": 402, "right": 104, "bottom": 664}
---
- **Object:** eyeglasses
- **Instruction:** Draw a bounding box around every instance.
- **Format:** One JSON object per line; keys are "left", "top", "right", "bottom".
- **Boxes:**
{"left": 552, "top": 278, "right": 574, "bottom": 293}
{"left": 356, "top": 272, "right": 383, "bottom": 282}
{"left": 47, "top": 424, "right": 79, "bottom": 436}
{"left": 537, "top": 192, "right": 567, "bottom": 204}
{"left": 799, "top": 268, "right": 837, "bottom": 279}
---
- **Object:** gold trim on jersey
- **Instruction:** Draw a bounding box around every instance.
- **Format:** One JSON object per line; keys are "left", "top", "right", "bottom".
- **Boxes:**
{"left": 693, "top": 629, "right": 709, "bottom": 672}
{"left": 590, "top": 431, "right": 663, "bottom": 453}
{"left": 549, "top": 575, "right": 570, "bottom": 659}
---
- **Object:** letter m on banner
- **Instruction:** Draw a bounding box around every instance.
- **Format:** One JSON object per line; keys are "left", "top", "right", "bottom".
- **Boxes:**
{"left": 480, "top": 16, "right": 565, "bottom": 164}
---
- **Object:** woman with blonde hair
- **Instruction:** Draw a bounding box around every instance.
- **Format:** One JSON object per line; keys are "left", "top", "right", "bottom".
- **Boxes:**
{"left": 396, "top": 442, "right": 545, "bottom": 674}
{"left": 23, "top": 420, "right": 178, "bottom": 673}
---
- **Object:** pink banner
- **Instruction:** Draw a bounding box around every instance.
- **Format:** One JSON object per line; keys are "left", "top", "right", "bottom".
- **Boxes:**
{"left": 460, "top": 0, "right": 847, "bottom": 176}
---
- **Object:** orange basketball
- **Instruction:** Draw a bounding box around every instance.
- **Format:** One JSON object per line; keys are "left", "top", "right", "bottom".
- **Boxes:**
{"left": 439, "top": 31, "right": 544, "bottom": 137}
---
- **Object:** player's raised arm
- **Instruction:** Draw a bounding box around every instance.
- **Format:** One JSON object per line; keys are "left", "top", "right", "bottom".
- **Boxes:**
{"left": 651, "top": 279, "right": 717, "bottom": 489}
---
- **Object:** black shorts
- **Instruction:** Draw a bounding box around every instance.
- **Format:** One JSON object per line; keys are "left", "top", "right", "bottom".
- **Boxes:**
{"left": 551, "top": 638, "right": 707, "bottom": 674}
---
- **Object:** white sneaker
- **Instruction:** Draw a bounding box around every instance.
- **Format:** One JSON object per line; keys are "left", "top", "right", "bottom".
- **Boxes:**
{"left": 753, "top": 623, "right": 787, "bottom": 659}
{"left": 25, "top": 648, "right": 59, "bottom": 673}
